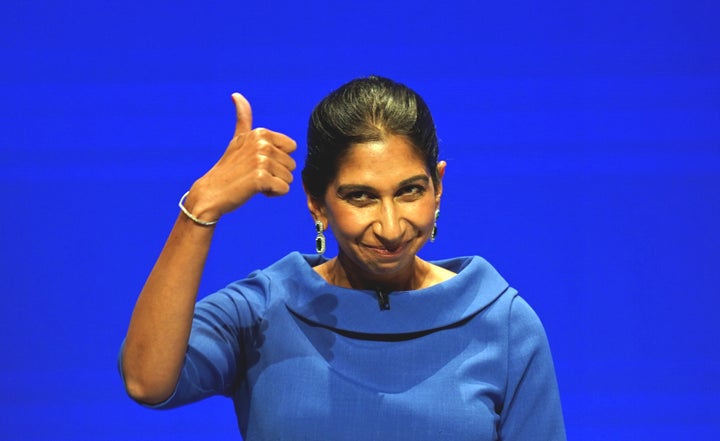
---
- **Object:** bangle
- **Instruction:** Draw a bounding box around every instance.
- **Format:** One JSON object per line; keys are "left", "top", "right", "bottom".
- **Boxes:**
{"left": 178, "top": 191, "right": 219, "bottom": 226}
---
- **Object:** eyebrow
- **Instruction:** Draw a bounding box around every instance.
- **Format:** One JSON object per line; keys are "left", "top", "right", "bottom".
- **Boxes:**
{"left": 399, "top": 175, "right": 430, "bottom": 187}
{"left": 336, "top": 175, "right": 430, "bottom": 195}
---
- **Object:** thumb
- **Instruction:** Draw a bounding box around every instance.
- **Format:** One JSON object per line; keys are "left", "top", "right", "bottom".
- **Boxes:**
{"left": 231, "top": 92, "right": 252, "bottom": 136}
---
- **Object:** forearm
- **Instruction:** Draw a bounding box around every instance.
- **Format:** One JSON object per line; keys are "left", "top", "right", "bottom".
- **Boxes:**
{"left": 122, "top": 193, "right": 216, "bottom": 404}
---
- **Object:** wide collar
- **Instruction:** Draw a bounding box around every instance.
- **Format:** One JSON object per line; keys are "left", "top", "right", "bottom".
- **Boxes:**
{"left": 265, "top": 252, "right": 510, "bottom": 337}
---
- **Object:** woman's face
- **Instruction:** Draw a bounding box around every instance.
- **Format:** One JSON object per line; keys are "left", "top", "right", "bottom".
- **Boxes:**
{"left": 310, "top": 135, "right": 445, "bottom": 286}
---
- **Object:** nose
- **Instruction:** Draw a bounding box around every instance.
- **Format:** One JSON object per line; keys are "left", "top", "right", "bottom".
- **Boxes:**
{"left": 373, "top": 201, "right": 405, "bottom": 246}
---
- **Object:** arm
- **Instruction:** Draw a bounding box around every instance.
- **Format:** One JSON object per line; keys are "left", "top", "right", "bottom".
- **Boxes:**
{"left": 499, "top": 295, "right": 566, "bottom": 440}
{"left": 120, "top": 93, "right": 296, "bottom": 404}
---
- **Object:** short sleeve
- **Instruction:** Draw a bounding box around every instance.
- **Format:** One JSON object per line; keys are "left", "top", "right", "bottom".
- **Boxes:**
{"left": 120, "top": 273, "right": 269, "bottom": 409}
{"left": 499, "top": 295, "right": 566, "bottom": 440}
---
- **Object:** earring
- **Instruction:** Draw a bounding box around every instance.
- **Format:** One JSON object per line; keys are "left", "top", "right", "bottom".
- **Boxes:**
{"left": 315, "top": 220, "right": 326, "bottom": 255}
{"left": 430, "top": 209, "right": 440, "bottom": 243}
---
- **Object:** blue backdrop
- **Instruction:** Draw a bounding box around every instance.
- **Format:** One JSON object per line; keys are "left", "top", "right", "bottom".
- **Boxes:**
{"left": 2, "top": 1, "right": 719, "bottom": 439}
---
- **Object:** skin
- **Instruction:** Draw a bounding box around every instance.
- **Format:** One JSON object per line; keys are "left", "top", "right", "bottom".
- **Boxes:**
{"left": 308, "top": 136, "right": 454, "bottom": 292}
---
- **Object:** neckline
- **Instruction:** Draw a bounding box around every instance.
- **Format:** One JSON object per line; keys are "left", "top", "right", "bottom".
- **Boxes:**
{"left": 270, "top": 253, "right": 511, "bottom": 336}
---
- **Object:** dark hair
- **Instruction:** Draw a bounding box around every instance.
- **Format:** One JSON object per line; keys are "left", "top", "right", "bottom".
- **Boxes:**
{"left": 302, "top": 76, "right": 439, "bottom": 200}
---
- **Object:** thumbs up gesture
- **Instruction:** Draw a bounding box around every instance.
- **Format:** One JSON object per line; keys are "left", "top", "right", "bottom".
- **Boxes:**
{"left": 184, "top": 93, "right": 298, "bottom": 223}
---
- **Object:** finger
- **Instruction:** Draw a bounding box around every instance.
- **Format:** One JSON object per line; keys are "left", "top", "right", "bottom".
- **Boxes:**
{"left": 254, "top": 153, "right": 294, "bottom": 185}
{"left": 266, "top": 130, "right": 297, "bottom": 154}
{"left": 278, "top": 152, "right": 297, "bottom": 173}
{"left": 247, "top": 135, "right": 296, "bottom": 172}
{"left": 264, "top": 146, "right": 297, "bottom": 172}
{"left": 232, "top": 92, "right": 252, "bottom": 136}
{"left": 268, "top": 160, "right": 295, "bottom": 184}
{"left": 261, "top": 176, "right": 291, "bottom": 197}
{"left": 255, "top": 170, "right": 290, "bottom": 196}
{"left": 246, "top": 128, "right": 296, "bottom": 155}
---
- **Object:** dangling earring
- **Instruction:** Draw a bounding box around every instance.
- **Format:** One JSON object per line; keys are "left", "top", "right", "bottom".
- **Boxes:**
{"left": 430, "top": 209, "right": 440, "bottom": 243}
{"left": 315, "top": 220, "right": 326, "bottom": 254}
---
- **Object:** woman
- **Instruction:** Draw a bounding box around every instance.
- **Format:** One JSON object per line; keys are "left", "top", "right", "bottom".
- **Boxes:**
{"left": 120, "top": 76, "right": 566, "bottom": 440}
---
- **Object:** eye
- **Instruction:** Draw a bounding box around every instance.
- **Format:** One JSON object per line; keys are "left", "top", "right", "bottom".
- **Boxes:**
{"left": 348, "top": 191, "right": 370, "bottom": 201}
{"left": 343, "top": 191, "right": 376, "bottom": 206}
{"left": 397, "top": 185, "right": 426, "bottom": 200}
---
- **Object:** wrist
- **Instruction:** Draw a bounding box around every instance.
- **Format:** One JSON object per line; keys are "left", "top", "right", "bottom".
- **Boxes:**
{"left": 179, "top": 186, "right": 222, "bottom": 226}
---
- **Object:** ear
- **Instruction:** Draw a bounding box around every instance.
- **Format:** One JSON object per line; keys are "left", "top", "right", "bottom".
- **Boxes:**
{"left": 434, "top": 160, "right": 447, "bottom": 205}
{"left": 305, "top": 190, "right": 327, "bottom": 228}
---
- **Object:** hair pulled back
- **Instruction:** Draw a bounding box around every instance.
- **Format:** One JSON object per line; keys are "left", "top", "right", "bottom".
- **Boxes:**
{"left": 302, "top": 76, "right": 439, "bottom": 200}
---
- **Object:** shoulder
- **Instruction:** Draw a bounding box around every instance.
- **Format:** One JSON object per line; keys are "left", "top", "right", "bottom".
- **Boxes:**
{"left": 508, "top": 295, "right": 545, "bottom": 329}
{"left": 196, "top": 252, "right": 320, "bottom": 319}
{"left": 431, "top": 255, "right": 550, "bottom": 341}
{"left": 505, "top": 294, "right": 553, "bottom": 368}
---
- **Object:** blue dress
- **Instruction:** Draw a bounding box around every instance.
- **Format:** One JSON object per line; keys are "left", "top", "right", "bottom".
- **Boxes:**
{"left": 130, "top": 252, "right": 565, "bottom": 440}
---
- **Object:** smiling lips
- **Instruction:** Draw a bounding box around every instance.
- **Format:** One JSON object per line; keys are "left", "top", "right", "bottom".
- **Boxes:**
{"left": 363, "top": 240, "right": 413, "bottom": 258}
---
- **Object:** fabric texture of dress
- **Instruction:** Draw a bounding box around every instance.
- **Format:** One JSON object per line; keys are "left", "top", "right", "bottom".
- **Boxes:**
{"left": 122, "top": 252, "right": 565, "bottom": 440}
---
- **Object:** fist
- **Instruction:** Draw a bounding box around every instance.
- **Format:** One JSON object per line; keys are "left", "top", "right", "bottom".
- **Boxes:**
{"left": 188, "top": 93, "right": 298, "bottom": 220}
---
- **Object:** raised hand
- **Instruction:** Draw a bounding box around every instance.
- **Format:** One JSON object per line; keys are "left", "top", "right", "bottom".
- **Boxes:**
{"left": 185, "top": 93, "right": 297, "bottom": 223}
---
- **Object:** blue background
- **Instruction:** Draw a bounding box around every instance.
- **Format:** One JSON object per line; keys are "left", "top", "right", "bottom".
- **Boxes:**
{"left": 2, "top": 0, "right": 719, "bottom": 439}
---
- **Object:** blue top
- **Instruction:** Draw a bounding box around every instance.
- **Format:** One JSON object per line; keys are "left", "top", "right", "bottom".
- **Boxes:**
{"left": 129, "top": 252, "right": 565, "bottom": 440}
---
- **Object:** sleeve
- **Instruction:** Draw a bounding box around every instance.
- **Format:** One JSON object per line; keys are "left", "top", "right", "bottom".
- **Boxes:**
{"left": 498, "top": 295, "right": 566, "bottom": 440}
{"left": 120, "top": 272, "right": 269, "bottom": 410}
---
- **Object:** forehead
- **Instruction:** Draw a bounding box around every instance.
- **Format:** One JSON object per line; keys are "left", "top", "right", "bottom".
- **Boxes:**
{"left": 333, "top": 136, "right": 428, "bottom": 184}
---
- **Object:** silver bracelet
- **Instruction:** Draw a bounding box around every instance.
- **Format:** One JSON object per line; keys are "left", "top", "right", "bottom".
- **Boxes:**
{"left": 178, "top": 191, "right": 219, "bottom": 226}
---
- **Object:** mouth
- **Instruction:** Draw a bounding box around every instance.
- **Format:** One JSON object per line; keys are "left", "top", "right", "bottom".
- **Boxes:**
{"left": 363, "top": 240, "right": 411, "bottom": 258}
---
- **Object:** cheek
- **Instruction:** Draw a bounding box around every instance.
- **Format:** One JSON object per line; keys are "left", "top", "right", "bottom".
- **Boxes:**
{"left": 407, "top": 200, "right": 438, "bottom": 229}
{"left": 328, "top": 207, "right": 374, "bottom": 237}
